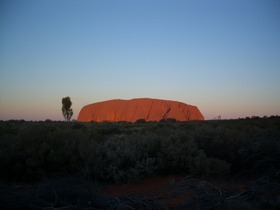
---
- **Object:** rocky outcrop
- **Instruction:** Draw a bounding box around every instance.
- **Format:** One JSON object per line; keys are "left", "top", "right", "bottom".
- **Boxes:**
{"left": 77, "top": 98, "right": 204, "bottom": 122}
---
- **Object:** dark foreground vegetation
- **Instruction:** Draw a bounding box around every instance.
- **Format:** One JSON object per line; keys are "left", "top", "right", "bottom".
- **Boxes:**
{"left": 0, "top": 117, "right": 279, "bottom": 209}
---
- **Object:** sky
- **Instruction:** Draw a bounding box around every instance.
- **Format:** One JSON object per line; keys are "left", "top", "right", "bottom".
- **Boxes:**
{"left": 0, "top": 0, "right": 279, "bottom": 121}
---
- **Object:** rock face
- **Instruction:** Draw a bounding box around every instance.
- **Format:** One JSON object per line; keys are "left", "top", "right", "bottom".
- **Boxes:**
{"left": 78, "top": 98, "right": 204, "bottom": 122}
{"left": 77, "top": 98, "right": 204, "bottom": 122}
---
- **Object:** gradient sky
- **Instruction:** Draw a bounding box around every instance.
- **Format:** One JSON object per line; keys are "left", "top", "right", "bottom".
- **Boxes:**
{"left": 0, "top": 0, "right": 279, "bottom": 121}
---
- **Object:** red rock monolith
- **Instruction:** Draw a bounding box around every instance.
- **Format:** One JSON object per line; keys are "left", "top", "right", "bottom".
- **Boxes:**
{"left": 77, "top": 98, "right": 204, "bottom": 122}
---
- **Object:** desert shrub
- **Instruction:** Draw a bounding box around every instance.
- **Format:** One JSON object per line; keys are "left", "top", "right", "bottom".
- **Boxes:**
{"left": 96, "top": 123, "right": 123, "bottom": 135}
{"left": 0, "top": 123, "right": 89, "bottom": 182}
{"left": 158, "top": 132, "right": 209, "bottom": 174}
{"left": 193, "top": 119, "right": 280, "bottom": 177}
{"left": 194, "top": 125, "right": 238, "bottom": 160}
{"left": 0, "top": 132, "right": 20, "bottom": 181}
{"left": 1, "top": 117, "right": 279, "bottom": 183}
{"left": 135, "top": 157, "right": 159, "bottom": 176}
{"left": 71, "top": 122, "right": 86, "bottom": 130}
{"left": 88, "top": 132, "right": 160, "bottom": 183}
{"left": 46, "top": 129, "right": 86, "bottom": 173}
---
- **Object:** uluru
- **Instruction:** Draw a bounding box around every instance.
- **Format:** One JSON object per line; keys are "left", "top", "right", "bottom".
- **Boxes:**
{"left": 77, "top": 98, "right": 204, "bottom": 122}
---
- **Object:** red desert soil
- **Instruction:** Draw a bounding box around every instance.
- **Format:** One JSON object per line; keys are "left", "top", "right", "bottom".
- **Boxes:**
{"left": 78, "top": 98, "right": 204, "bottom": 122}
{"left": 101, "top": 175, "right": 251, "bottom": 209}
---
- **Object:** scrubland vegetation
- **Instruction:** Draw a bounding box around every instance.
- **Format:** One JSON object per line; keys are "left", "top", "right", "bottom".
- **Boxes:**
{"left": 0, "top": 117, "right": 279, "bottom": 209}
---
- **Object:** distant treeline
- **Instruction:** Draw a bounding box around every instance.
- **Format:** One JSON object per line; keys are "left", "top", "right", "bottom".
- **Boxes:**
{"left": 1, "top": 114, "right": 279, "bottom": 123}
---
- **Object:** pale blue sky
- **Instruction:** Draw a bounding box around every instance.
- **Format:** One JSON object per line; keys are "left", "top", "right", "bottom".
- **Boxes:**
{"left": 1, "top": 0, "right": 279, "bottom": 120}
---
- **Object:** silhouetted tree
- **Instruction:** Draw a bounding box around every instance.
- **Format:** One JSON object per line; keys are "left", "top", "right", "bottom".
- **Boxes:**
{"left": 62, "top": 96, "right": 73, "bottom": 121}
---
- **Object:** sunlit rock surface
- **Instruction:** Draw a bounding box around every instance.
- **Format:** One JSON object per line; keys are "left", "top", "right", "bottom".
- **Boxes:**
{"left": 77, "top": 98, "right": 204, "bottom": 122}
